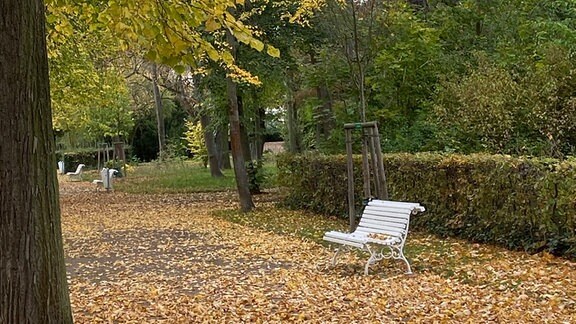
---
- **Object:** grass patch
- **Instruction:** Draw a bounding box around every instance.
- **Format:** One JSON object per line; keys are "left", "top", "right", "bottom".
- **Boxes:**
{"left": 214, "top": 204, "right": 348, "bottom": 244}
{"left": 115, "top": 161, "right": 236, "bottom": 194}
{"left": 113, "top": 159, "right": 278, "bottom": 194}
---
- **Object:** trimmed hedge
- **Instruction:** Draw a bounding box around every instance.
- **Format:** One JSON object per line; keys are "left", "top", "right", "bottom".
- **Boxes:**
{"left": 277, "top": 153, "right": 576, "bottom": 258}
{"left": 56, "top": 147, "right": 131, "bottom": 172}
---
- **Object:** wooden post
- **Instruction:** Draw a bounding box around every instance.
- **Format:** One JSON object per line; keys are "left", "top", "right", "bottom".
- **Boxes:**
{"left": 361, "top": 129, "right": 371, "bottom": 200}
{"left": 343, "top": 121, "right": 389, "bottom": 229}
{"left": 345, "top": 128, "right": 356, "bottom": 232}
{"left": 97, "top": 146, "right": 101, "bottom": 171}
{"left": 373, "top": 123, "right": 388, "bottom": 199}
{"left": 367, "top": 127, "right": 382, "bottom": 198}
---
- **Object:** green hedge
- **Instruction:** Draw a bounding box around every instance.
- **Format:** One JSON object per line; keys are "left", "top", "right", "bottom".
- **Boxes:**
{"left": 56, "top": 146, "right": 131, "bottom": 172}
{"left": 277, "top": 153, "right": 576, "bottom": 258}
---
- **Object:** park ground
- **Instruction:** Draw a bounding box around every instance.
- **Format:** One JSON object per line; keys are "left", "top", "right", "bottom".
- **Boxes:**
{"left": 59, "top": 174, "right": 575, "bottom": 323}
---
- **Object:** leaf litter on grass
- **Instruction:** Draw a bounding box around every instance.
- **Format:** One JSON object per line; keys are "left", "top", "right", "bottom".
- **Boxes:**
{"left": 59, "top": 181, "right": 576, "bottom": 323}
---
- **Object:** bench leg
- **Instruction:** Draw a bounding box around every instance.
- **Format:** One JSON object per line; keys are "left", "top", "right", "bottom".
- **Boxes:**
{"left": 364, "top": 253, "right": 377, "bottom": 275}
{"left": 398, "top": 249, "right": 413, "bottom": 275}
{"left": 330, "top": 248, "right": 340, "bottom": 266}
{"left": 364, "top": 245, "right": 413, "bottom": 275}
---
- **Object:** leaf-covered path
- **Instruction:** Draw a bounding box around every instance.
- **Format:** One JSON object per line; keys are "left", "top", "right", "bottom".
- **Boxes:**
{"left": 60, "top": 181, "right": 576, "bottom": 323}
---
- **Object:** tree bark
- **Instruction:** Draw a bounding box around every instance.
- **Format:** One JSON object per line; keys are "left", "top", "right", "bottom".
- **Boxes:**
{"left": 152, "top": 64, "right": 166, "bottom": 158}
{"left": 237, "top": 95, "right": 253, "bottom": 161}
{"left": 285, "top": 72, "right": 302, "bottom": 153}
{"left": 252, "top": 106, "right": 266, "bottom": 161}
{"left": 226, "top": 29, "right": 255, "bottom": 212}
{"left": 286, "top": 98, "right": 302, "bottom": 153}
{"left": 200, "top": 113, "right": 224, "bottom": 177}
{"left": 316, "top": 86, "right": 334, "bottom": 144}
{"left": 310, "top": 51, "right": 334, "bottom": 147}
{"left": 216, "top": 125, "right": 232, "bottom": 169}
{"left": 0, "top": 0, "right": 73, "bottom": 322}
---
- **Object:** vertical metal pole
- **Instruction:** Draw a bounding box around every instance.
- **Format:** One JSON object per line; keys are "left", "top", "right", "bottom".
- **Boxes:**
{"left": 373, "top": 123, "right": 389, "bottom": 199}
{"left": 345, "top": 128, "right": 356, "bottom": 232}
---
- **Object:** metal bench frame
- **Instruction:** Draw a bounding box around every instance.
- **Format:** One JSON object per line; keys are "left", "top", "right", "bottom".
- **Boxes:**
{"left": 323, "top": 199, "right": 425, "bottom": 275}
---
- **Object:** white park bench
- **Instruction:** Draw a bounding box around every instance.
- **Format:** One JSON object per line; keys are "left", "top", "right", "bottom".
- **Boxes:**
{"left": 92, "top": 168, "right": 118, "bottom": 191}
{"left": 66, "top": 164, "right": 85, "bottom": 181}
{"left": 323, "top": 199, "right": 425, "bottom": 275}
{"left": 57, "top": 161, "right": 65, "bottom": 174}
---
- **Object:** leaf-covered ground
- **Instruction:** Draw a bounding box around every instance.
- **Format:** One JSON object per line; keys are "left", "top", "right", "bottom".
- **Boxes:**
{"left": 60, "top": 181, "right": 576, "bottom": 323}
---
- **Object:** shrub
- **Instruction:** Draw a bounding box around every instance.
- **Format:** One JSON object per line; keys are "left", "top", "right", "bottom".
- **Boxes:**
{"left": 57, "top": 146, "right": 132, "bottom": 172}
{"left": 277, "top": 152, "right": 576, "bottom": 258}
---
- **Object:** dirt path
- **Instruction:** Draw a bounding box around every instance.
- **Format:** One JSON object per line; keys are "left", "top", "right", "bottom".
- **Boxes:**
{"left": 59, "top": 180, "right": 576, "bottom": 323}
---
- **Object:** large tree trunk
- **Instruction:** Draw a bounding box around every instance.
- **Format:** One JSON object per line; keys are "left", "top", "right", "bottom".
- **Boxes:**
{"left": 226, "top": 30, "right": 255, "bottom": 212}
{"left": 152, "top": 64, "right": 166, "bottom": 158}
{"left": 0, "top": 0, "right": 73, "bottom": 322}
{"left": 200, "top": 113, "right": 224, "bottom": 177}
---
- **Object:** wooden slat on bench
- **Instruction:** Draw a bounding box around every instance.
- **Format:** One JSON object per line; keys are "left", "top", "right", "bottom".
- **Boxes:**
{"left": 357, "top": 219, "right": 407, "bottom": 233}
{"left": 369, "top": 200, "right": 425, "bottom": 212}
{"left": 355, "top": 227, "right": 403, "bottom": 237}
{"left": 360, "top": 213, "right": 409, "bottom": 225}
{"left": 323, "top": 231, "right": 366, "bottom": 248}
{"left": 356, "top": 202, "right": 411, "bottom": 239}
{"left": 363, "top": 206, "right": 414, "bottom": 217}
{"left": 323, "top": 236, "right": 365, "bottom": 249}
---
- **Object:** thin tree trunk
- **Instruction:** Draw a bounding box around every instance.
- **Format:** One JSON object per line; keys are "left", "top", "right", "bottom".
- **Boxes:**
{"left": 0, "top": 0, "right": 73, "bottom": 322}
{"left": 349, "top": 0, "right": 367, "bottom": 122}
{"left": 285, "top": 71, "right": 303, "bottom": 153}
{"left": 216, "top": 125, "right": 232, "bottom": 169}
{"left": 253, "top": 106, "right": 266, "bottom": 161}
{"left": 316, "top": 86, "right": 334, "bottom": 143}
{"left": 200, "top": 113, "right": 224, "bottom": 177}
{"left": 310, "top": 51, "right": 334, "bottom": 146}
{"left": 237, "top": 95, "right": 252, "bottom": 161}
{"left": 226, "top": 29, "right": 255, "bottom": 212}
{"left": 286, "top": 99, "right": 301, "bottom": 153}
{"left": 152, "top": 64, "right": 166, "bottom": 157}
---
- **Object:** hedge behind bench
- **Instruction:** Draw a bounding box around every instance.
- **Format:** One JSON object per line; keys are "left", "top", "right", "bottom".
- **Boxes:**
{"left": 277, "top": 153, "right": 576, "bottom": 259}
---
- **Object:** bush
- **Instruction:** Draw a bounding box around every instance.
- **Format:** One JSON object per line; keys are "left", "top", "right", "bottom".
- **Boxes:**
{"left": 246, "top": 161, "right": 264, "bottom": 194}
{"left": 57, "top": 146, "right": 132, "bottom": 172}
{"left": 277, "top": 152, "right": 576, "bottom": 258}
{"left": 59, "top": 149, "right": 98, "bottom": 172}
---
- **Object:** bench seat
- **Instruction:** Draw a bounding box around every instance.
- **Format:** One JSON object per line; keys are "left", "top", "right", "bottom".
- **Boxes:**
{"left": 323, "top": 199, "right": 425, "bottom": 275}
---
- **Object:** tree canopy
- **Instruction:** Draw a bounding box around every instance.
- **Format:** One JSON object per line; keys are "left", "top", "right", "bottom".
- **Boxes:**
{"left": 48, "top": 0, "right": 576, "bottom": 158}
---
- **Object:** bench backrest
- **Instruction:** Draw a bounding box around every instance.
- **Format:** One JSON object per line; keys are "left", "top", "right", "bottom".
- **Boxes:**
{"left": 99, "top": 168, "right": 118, "bottom": 189}
{"left": 354, "top": 199, "right": 425, "bottom": 242}
{"left": 74, "top": 164, "right": 85, "bottom": 174}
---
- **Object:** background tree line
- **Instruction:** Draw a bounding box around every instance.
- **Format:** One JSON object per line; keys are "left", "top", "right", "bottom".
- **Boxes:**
{"left": 49, "top": 0, "right": 576, "bottom": 163}
{"left": 46, "top": 0, "right": 576, "bottom": 211}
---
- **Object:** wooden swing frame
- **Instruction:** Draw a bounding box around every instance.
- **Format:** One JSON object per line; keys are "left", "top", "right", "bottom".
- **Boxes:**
{"left": 344, "top": 121, "right": 388, "bottom": 232}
